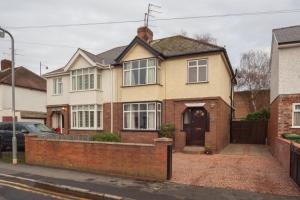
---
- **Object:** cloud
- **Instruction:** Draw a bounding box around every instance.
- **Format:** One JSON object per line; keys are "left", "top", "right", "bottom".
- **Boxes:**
{"left": 0, "top": 0, "right": 299, "bottom": 74}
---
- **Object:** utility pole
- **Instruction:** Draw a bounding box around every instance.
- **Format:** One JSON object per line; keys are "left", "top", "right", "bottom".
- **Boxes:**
{"left": 0, "top": 27, "right": 17, "bottom": 164}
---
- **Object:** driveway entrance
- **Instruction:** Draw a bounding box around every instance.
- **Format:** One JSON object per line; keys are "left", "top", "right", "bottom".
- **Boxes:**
{"left": 172, "top": 144, "right": 300, "bottom": 196}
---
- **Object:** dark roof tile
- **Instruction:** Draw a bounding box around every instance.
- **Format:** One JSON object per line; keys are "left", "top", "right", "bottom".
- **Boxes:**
{"left": 273, "top": 25, "right": 300, "bottom": 44}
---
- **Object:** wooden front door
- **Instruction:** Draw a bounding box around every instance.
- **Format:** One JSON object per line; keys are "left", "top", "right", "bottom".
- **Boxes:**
{"left": 183, "top": 107, "right": 208, "bottom": 146}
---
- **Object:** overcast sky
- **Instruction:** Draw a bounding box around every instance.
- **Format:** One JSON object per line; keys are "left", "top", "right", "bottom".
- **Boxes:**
{"left": 0, "top": 0, "right": 300, "bottom": 75}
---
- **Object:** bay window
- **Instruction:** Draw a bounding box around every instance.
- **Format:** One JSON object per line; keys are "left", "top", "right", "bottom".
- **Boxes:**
{"left": 293, "top": 103, "right": 300, "bottom": 127}
{"left": 53, "top": 77, "right": 63, "bottom": 95}
{"left": 187, "top": 59, "right": 208, "bottom": 83}
{"left": 123, "top": 102, "right": 161, "bottom": 130}
{"left": 71, "top": 68, "right": 101, "bottom": 91}
{"left": 71, "top": 104, "right": 103, "bottom": 129}
{"left": 123, "top": 58, "right": 159, "bottom": 86}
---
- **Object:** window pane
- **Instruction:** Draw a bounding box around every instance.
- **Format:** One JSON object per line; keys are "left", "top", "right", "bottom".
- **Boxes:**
{"left": 140, "top": 59, "right": 147, "bottom": 68}
{"left": 198, "top": 60, "right": 207, "bottom": 66}
{"left": 72, "top": 71, "right": 76, "bottom": 75}
{"left": 139, "top": 111, "right": 147, "bottom": 129}
{"left": 84, "top": 74, "right": 89, "bottom": 89}
{"left": 148, "top": 58, "right": 156, "bottom": 67}
{"left": 58, "top": 83, "right": 62, "bottom": 94}
{"left": 132, "top": 61, "right": 139, "bottom": 69}
{"left": 124, "top": 104, "right": 130, "bottom": 111}
{"left": 78, "top": 111, "right": 83, "bottom": 127}
{"left": 72, "top": 112, "right": 77, "bottom": 127}
{"left": 84, "top": 111, "right": 89, "bottom": 127}
{"left": 77, "top": 75, "right": 83, "bottom": 90}
{"left": 83, "top": 68, "right": 88, "bottom": 74}
{"left": 90, "top": 105, "right": 94, "bottom": 109}
{"left": 140, "top": 104, "right": 147, "bottom": 110}
{"left": 148, "top": 112, "right": 155, "bottom": 129}
{"left": 198, "top": 66, "right": 207, "bottom": 82}
{"left": 157, "top": 111, "right": 161, "bottom": 129}
{"left": 124, "top": 112, "right": 130, "bottom": 129}
{"left": 188, "top": 67, "right": 197, "bottom": 82}
{"left": 188, "top": 61, "right": 197, "bottom": 66}
{"left": 131, "top": 69, "right": 138, "bottom": 85}
{"left": 89, "top": 68, "right": 95, "bottom": 73}
{"left": 148, "top": 103, "right": 155, "bottom": 110}
{"left": 140, "top": 68, "right": 146, "bottom": 84}
{"left": 124, "top": 71, "right": 130, "bottom": 86}
{"left": 90, "top": 74, "right": 94, "bottom": 89}
{"left": 147, "top": 68, "right": 155, "bottom": 84}
{"left": 294, "top": 112, "right": 300, "bottom": 126}
{"left": 72, "top": 76, "right": 76, "bottom": 90}
{"left": 124, "top": 62, "right": 131, "bottom": 70}
{"left": 131, "top": 112, "right": 139, "bottom": 129}
{"left": 97, "top": 111, "right": 102, "bottom": 128}
{"left": 295, "top": 105, "right": 300, "bottom": 110}
{"left": 131, "top": 104, "right": 138, "bottom": 111}
{"left": 97, "top": 74, "right": 101, "bottom": 89}
{"left": 53, "top": 79, "right": 57, "bottom": 94}
{"left": 90, "top": 111, "right": 94, "bottom": 128}
{"left": 157, "top": 103, "right": 161, "bottom": 111}
{"left": 183, "top": 111, "right": 190, "bottom": 124}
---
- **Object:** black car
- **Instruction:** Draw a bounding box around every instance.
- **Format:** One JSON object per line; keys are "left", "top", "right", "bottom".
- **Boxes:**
{"left": 0, "top": 122, "right": 56, "bottom": 151}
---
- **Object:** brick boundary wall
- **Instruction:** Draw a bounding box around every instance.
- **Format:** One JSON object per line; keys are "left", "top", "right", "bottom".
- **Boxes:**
{"left": 273, "top": 137, "right": 291, "bottom": 172}
{"left": 25, "top": 135, "right": 172, "bottom": 181}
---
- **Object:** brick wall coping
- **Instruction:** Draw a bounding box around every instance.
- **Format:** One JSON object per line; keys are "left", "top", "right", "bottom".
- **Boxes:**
{"left": 277, "top": 136, "right": 300, "bottom": 148}
{"left": 27, "top": 135, "right": 155, "bottom": 147}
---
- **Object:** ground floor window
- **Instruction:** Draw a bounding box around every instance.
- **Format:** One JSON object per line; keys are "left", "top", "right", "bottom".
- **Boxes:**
{"left": 71, "top": 104, "right": 103, "bottom": 129}
{"left": 293, "top": 103, "right": 300, "bottom": 127}
{"left": 123, "top": 102, "right": 161, "bottom": 130}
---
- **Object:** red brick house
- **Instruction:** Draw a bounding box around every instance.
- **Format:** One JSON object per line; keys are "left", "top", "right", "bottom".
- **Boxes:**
{"left": 269, "top": 25, "right": 300, "bottom": 149}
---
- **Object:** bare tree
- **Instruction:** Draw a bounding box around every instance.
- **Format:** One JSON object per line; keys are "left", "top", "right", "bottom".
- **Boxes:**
{"left": 236, "top": 50, "right": 270, "bottom": 112}
{"left": 193, "top": 33, "right": 217, "bottom": 45}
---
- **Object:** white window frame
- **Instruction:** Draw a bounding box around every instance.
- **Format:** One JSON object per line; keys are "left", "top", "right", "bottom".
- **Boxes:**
{"left": 123, "top": 102, "right": 161, "bottom": 130}
{"left": 123, "top": 58, "right": 157, "bottom": 86}
{"left": 71, "top": 104, "right": 103, "bottom": 130}
{"left": 53, "top": 77, "right": 63, "bottom": 95}
{"left": 292, "top": 103, "right": 300, "bottom": 128}
{"left": 187, "top": 59, "right": 208, "bottom": 83}
{"left": 70, "top": 67, "right": 101, "bottom": 92}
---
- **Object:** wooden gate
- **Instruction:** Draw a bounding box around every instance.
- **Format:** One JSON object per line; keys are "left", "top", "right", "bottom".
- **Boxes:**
{"left": 290, "top": 144, "right": 300, "bottom": 188}
{"left": 231, "top": 120, "right": 267, "bottom": 144}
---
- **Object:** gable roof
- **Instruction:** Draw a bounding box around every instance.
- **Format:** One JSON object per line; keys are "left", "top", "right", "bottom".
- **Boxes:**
{"left": 96, "top": 46, "right": 127, "bottom": 65}
{"left": 0, "top": 67, "right": 46, "bottom": 92}
{"left": 273, "top": 25, "right": 300, "bottom": 45}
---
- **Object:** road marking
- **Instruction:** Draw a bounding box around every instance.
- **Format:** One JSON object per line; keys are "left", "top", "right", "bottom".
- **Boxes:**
{"left": 0, "top": 179, "right": 88, "bottom": 200}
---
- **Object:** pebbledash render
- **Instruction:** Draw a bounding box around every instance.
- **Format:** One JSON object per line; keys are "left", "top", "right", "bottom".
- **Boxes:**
{"left": 269, "top": 25, "right": 300, "bottom": 150}
{"left": 44, "top": 26, "right": 236, "bottom": 152}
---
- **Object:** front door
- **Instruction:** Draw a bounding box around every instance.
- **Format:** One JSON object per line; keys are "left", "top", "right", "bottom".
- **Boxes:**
{"left": 183, "top": 107, "right": 207, "bottom": 146}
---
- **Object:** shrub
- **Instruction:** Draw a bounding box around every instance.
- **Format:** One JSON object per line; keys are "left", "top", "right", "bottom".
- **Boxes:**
{"left": 159, "top": 124, "right": 175, "bottom": 138}
{"left": 244, "top": 108, "right": 270, "bottom": 121}
{"left": 91, "top": 133, "right": 121, "bottom": 142}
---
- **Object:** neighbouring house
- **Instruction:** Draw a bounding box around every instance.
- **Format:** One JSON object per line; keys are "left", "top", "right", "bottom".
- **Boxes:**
{"left": 44, "top": 26, "right": 236, "bottom": 152}
{"left": 269, "top": 25, "right": 300, "bottom": 149}
{"left": 0, "top": 59, "right": 47, "bottom": 123}
{"left": 234, "top": 89, "right": 270, "bottom": 120}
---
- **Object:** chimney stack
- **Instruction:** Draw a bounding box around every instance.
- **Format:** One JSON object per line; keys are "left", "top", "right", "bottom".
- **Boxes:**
{"left": 137, "top": 26, "right": 153, "bottom": 43}
{"left": 1, "top": 59, "right": 12, "bottom": 71}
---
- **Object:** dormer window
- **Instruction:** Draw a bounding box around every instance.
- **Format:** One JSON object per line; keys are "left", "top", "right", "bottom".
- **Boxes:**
{"left": 123, "top": 58, "right": 158, "bottom": 86}
{"left": 71, "top": 68, "right": 102, "bottom": 91}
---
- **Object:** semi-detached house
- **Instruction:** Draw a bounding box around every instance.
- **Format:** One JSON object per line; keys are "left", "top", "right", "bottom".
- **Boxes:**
{"left": 44, "top": 26, "right": 236, "bottom": 152}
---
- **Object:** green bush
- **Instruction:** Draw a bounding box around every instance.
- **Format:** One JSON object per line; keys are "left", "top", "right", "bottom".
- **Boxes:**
{"left": 91, "top": 133, "right": 121, "bottom": 142}
{"left": 244, "top": 108, "right": 270, "bottom": 121}
{"left": 282, "top": 133, "right": 300, "bottom": 141}
{"left": 159, "top": 124, "right": 175, "bottom": 138}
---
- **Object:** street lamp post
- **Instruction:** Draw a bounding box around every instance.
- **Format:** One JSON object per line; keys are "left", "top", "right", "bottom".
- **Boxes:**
{"left": 0, "top": 27, "right": 17, "bottom": 164}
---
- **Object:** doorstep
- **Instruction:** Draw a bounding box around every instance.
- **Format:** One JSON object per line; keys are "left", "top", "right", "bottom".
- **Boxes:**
{"left": 183, "top": 146, "right": 205, "bottom": 154}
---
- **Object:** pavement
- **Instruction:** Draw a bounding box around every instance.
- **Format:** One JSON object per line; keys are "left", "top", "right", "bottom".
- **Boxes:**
{"left": 0, "top": 161, "right": 299, "bottom": 200}
{"left": 172, "top": 144, "right": 300, "bottom": 196}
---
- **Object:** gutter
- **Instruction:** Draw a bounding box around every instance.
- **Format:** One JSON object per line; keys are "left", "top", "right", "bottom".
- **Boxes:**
{"left": 229, "top": 69, "right": 237, "bottom": 143}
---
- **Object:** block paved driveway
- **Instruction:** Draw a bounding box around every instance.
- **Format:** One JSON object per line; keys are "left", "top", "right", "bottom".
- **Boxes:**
{"left": 172, "top": 144, "right": 300, "bottom": 197}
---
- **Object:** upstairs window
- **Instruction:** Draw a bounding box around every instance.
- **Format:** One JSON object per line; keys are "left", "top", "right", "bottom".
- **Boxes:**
{"left": 187, "top": 59, "right": 208, "bottom": 83}
{"left": 123, "top": 58, "right": 158, "bottom": 86}
{"left": 293, "top": 103, "right": 300, "bottom": 127}
{"left": 71, "top": 68, "right": 101, "bottom": 91}
{"left": 53, "top": 77, "right": 63, "bottom": 95}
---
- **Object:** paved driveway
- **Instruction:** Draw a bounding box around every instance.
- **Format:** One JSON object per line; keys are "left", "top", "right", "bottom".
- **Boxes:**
{"left": 172, "top": 144, "right": 300, "bottom": 197}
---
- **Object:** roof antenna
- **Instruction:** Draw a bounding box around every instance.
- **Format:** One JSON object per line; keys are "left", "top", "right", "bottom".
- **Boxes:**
{"left": 145, "top": 3, "right": 162, "bottom": 28}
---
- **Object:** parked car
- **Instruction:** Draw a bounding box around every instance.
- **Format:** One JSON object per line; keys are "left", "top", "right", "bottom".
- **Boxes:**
{"left": 0, "top": 122, "right": 56, "bottom": 151}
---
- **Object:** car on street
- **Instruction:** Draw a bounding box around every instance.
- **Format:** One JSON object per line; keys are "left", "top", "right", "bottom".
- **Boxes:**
{"left": 0, "top": 122, "right": 56, "bottom": 151}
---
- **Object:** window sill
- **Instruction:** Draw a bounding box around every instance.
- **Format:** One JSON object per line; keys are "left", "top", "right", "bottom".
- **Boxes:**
{"left": 186, "top": 81, "right": 209, "bottom": 85}
{"left": 70, "top": 128, "right": 103, "bottom": 131}
{"left": 52, "top": 94, "right": 63, "bottom": 96}
{"left": 121, "top": 83, "right": 162, "bottom": 88}
{"left": 291, "top": 126, "right": 300, "bottom": 129}
{"left": 121, "top": 129, "right": 159, "bottom": 132}
{"left": 69, "top": 89, "right": 103, "bottom": 93}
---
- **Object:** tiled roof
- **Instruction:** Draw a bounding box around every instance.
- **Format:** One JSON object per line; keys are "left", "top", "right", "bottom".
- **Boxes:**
{"left": 273, "top": 25, "right": 300, "bottom": 44}
{"left": 150, "top": 35, "right": 224, "bottom": 57}
{"left": 96, "top": 46, "right": 127, "bottom": 65}
{"left": 0, "top": 67, "right": 46, "bottom": 91}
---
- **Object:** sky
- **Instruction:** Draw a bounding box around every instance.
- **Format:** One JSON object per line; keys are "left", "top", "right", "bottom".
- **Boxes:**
{"left": 0, "top": 0, "right": 300, "bottom": 75}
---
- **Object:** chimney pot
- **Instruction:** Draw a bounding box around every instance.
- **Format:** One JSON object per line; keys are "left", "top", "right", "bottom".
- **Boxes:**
{"left": 137, "top": 26, "right": 153, "bottom": 43}
{"left": 1, "top": 59, "right": 12, "bottom": 71}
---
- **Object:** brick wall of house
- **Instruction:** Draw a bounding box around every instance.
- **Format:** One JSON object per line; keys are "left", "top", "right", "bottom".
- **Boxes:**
{"left": 234, "top": 90, "right": 270, "bottom": 120}
{"left": 163, "top": 97, "right": 231, "bottom": 152}
{"left": 25, "top": 135, "right": 172, "bottom": 181}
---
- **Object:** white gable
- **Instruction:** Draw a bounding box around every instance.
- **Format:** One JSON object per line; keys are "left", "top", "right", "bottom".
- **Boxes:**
{"left": 64, "top": 49, "right": 97, "bottom": 72}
